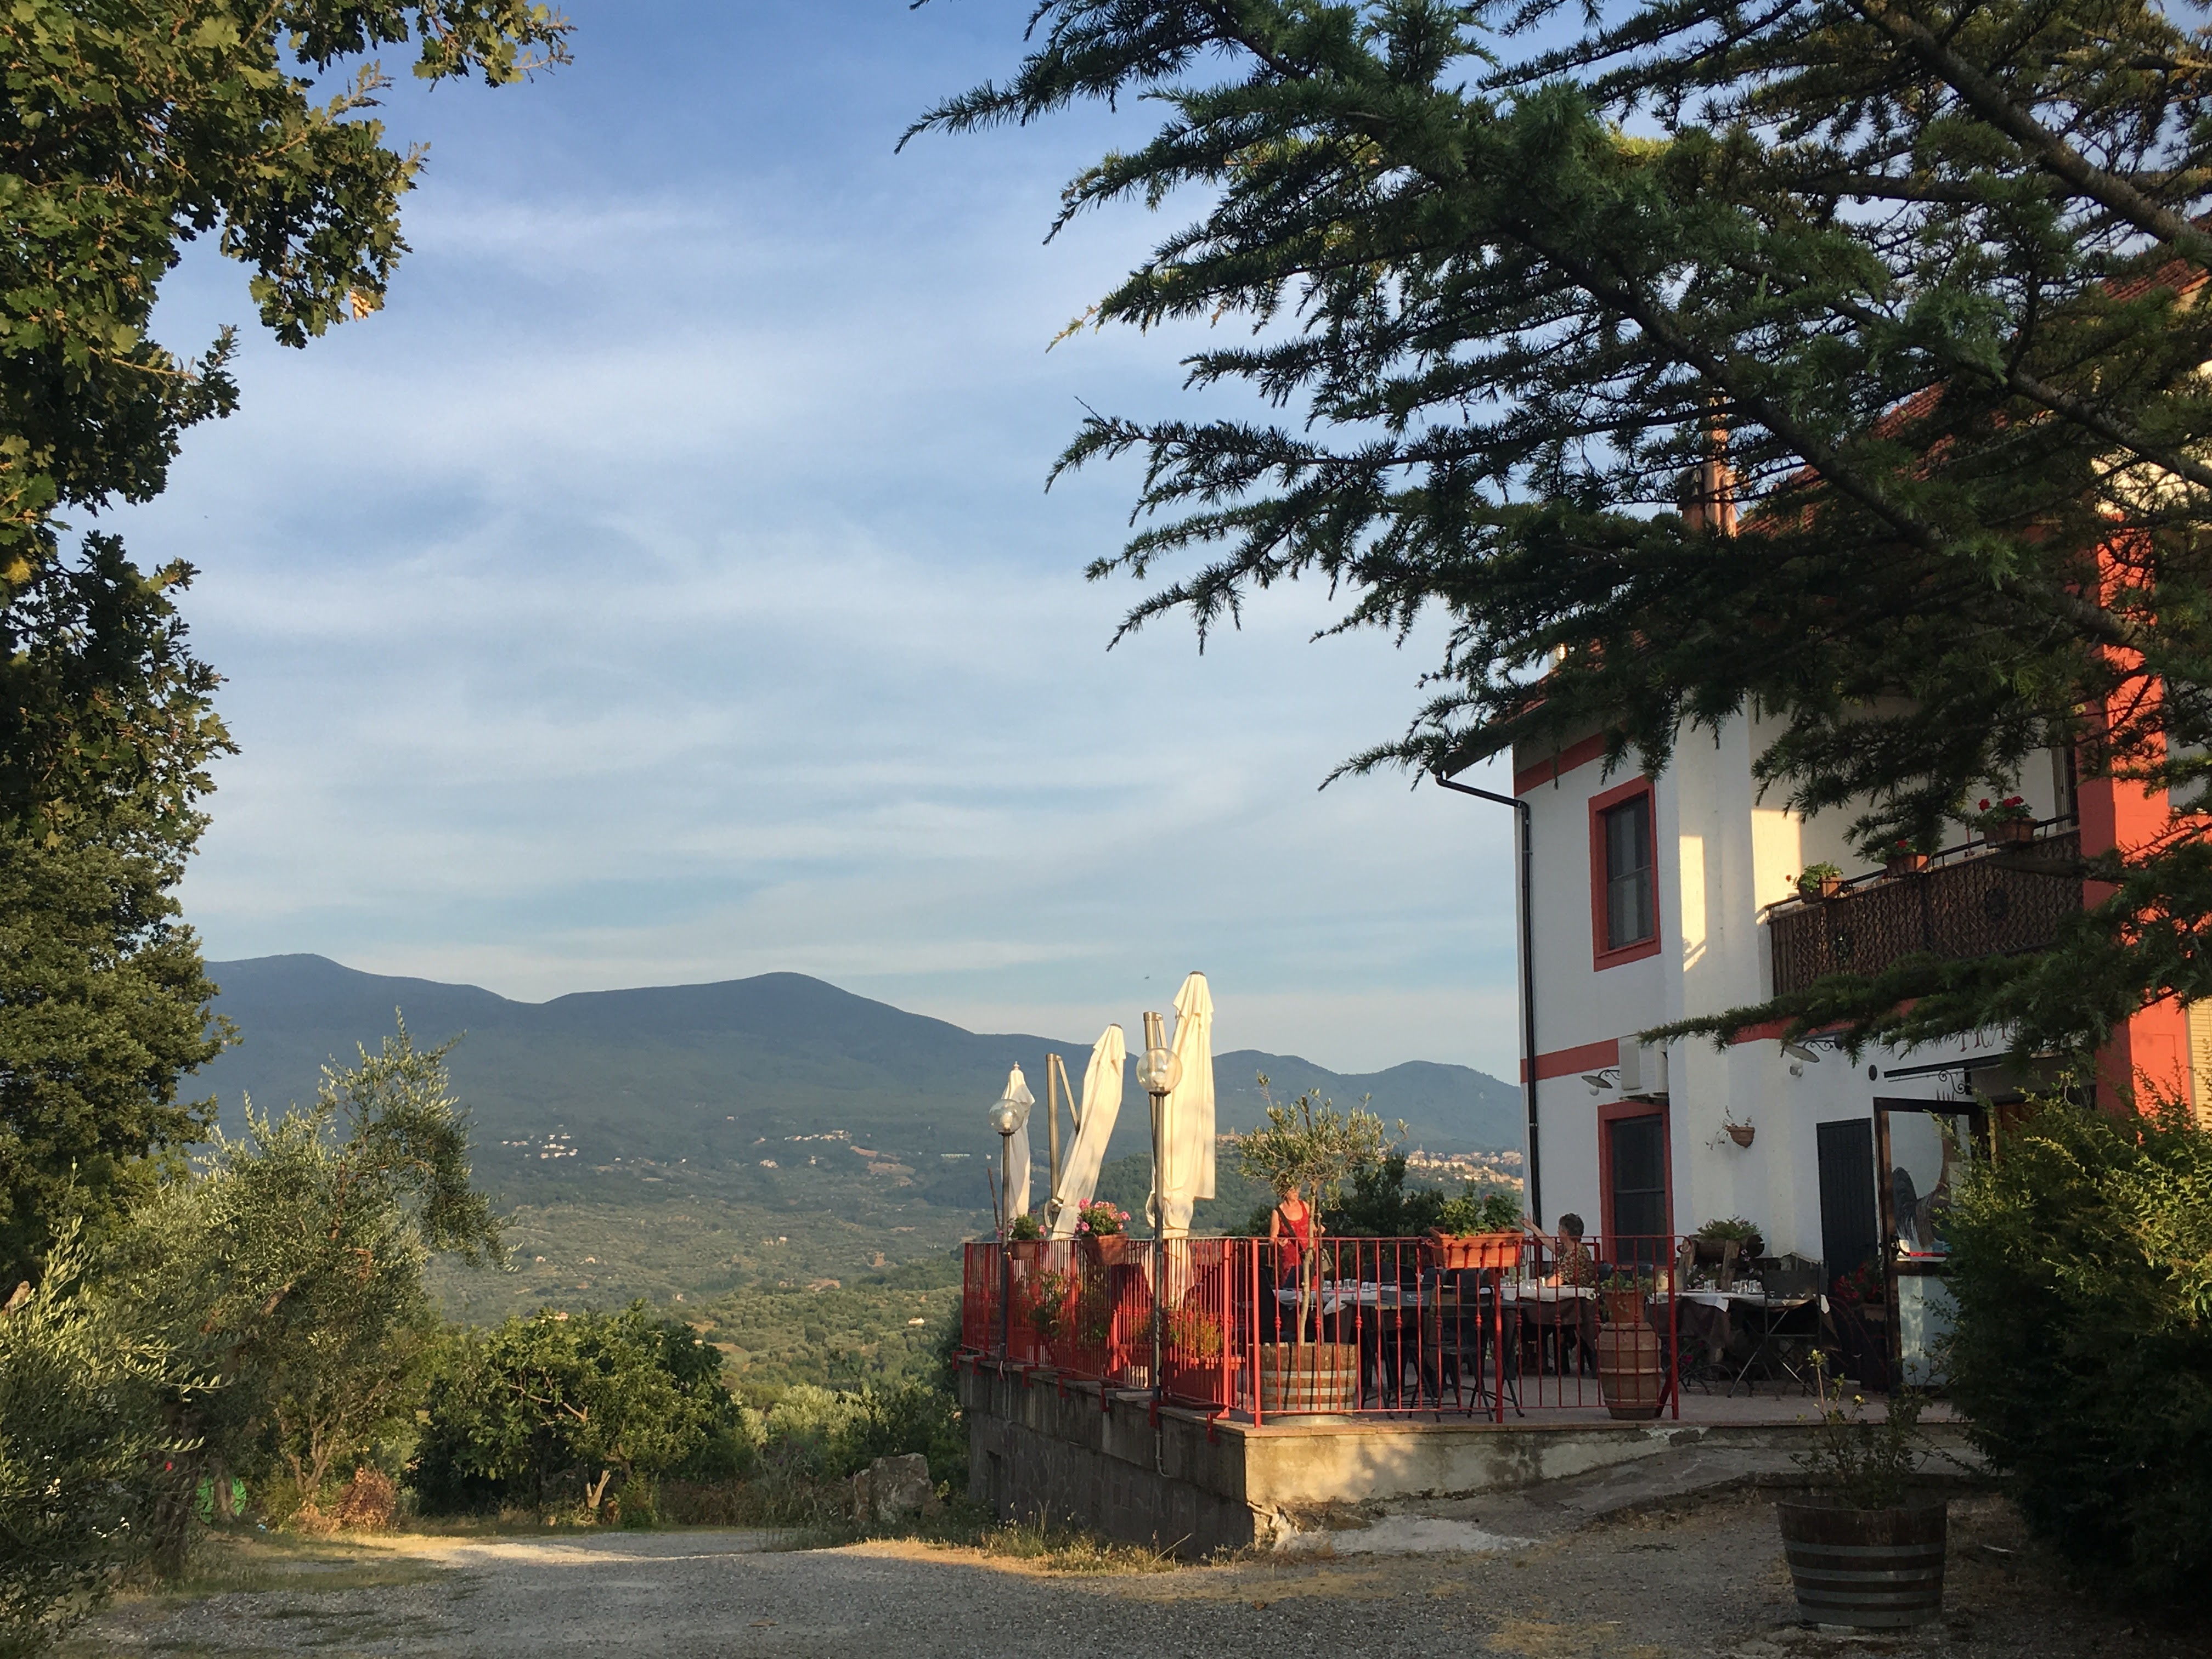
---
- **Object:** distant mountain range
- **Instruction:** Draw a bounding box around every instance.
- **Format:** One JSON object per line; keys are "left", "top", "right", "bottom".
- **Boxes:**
{"left": 192, "top": 956, "right": 1522, "bottom": 1176}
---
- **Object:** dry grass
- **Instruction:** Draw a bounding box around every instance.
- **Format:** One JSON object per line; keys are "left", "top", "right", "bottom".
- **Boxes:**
{"left": 830, "top": 1503, "right": 1188, "bottom": 1576}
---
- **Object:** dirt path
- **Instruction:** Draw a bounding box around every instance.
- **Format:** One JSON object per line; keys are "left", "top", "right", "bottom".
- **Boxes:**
{"left": 73, "top": 1493, "right": 2193, "bottom": 1659}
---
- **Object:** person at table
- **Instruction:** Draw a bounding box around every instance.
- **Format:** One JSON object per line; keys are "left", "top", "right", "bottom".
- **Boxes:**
{"left": 1530, "top": 1212, "right": 1595, "bottom": 1288}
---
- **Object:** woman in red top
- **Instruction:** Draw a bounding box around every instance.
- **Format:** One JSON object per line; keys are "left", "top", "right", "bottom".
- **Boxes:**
{"left": 1268, "top": 1183, "right": 1323, "bottom": 1341}
{"left": 1269, "top": 1182, "right": 1319, "bottom": 1254}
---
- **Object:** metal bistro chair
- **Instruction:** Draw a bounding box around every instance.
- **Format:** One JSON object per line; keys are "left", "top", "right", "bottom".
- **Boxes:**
{"left": 1420, "top": 1269, "right": 1522, "bottom": 1417}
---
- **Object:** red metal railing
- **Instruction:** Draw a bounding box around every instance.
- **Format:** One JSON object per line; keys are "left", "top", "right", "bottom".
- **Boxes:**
{"left": 960, "top": 1234, "right": 1785, "bottom": 1423}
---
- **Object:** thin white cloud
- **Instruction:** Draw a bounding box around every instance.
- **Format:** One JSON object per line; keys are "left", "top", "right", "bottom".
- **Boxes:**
{"left": 119, "top": 2, "right": 1521, "bottom": 1076}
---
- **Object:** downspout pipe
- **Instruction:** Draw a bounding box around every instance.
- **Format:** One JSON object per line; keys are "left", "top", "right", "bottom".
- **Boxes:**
{"left": 1433, "top": 770, "right": 1542, "bottom": 1226}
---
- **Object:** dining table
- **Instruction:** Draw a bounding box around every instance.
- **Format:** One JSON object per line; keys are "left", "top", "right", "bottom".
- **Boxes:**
{"left": 1669, "top": 1289, "right": 1827, "bottom": 1393}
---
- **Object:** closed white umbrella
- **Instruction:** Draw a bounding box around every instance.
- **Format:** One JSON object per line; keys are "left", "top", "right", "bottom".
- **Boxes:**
{"left": 998, "top": 1065, "right": 1036, "bottom": 1220}
{"left": 1046, "top": 1026, "right": 1125, "bottom": 1238}
{"left": 1156, "top": 971, "right": 1215, "bottom": 1239}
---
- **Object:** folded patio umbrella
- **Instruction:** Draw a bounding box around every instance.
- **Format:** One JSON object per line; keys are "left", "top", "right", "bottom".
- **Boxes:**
{"left": 1156, "top": 971, "right": 1215, "bottom": 1239}
{"left": 1002, "top": 1064, "right": 1036, "bottom": 1218}
{"left": 1046, "top": 1025, "right": 1125, "bottom": 1238}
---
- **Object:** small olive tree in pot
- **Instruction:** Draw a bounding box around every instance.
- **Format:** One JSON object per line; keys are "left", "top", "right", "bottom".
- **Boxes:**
{"left": 1778, "top": 1364, "right": 1946, "bottom": 1629}
{"left": 1231, "top": 1077, "right": 1390, "bottom": 1413}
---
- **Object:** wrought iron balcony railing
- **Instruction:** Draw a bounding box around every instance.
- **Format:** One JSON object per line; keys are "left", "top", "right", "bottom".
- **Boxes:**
{"left": 1767, "top": 823, "right": 2083, "bottom": 997}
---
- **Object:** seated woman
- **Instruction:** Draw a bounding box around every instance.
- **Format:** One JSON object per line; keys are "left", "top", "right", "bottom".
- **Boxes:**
{"left": 1529, "top": 1211, "right": 1595, "bottom": 1286}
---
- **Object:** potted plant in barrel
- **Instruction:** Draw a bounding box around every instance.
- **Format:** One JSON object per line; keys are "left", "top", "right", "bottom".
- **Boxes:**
{"left": 1594, "top": 1259, "right": 1664, "bottom": 1418}
{"left": 1429, "top": 1189, "right": 1525, "bottom": 1270}
{"left": 1232, "top": 1075, "right": 1390, "bottom": 1414}
{"left": 1778, "top": 1361, "right": 1947, "bottom": 1628}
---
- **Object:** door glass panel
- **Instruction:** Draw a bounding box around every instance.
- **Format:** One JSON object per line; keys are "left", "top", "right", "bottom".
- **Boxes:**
{"left": 1897, "top": 1274, "right": 1956, "bottom": 1387}
{"left": 1883, "top": 1109, "right": 1970, "bottom": 1261}
{"left": 1607, "top": 1114, "right": 1667, "bottom": 1254}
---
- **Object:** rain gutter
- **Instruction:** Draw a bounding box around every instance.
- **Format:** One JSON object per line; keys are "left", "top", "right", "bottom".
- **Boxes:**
{"left": 1432, "top": 770, "right": 1543, "bottom": 1225}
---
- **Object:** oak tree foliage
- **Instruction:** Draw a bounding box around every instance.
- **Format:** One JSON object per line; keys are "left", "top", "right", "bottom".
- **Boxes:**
{"left": 0, "top": 0, "right": 568, "bottom": 1282}
{"left": 914, "top": 0, "right": 2212, "bottom": 1058}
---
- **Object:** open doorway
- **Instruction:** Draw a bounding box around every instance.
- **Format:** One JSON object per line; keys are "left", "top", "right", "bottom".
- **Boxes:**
{"left": 1874, "top": 1098, "right": 1979, "bottom": 1387}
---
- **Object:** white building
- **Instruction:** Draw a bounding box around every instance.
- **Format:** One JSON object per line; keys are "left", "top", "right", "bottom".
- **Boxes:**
{"left": 1461, "top": 709, "right": 2198, "bottom": 1382}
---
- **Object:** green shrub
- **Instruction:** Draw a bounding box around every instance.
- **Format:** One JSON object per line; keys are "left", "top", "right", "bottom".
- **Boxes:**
{"left": 760, "top": 1380, "right": 963, "bottom": 1489}
{"left": 1946, "top": 1101, "right": 2212, "bottom": 1607}
{"left": 0, "top": 1228, "right": 193, "bottom": 1657}
{"left": 409, "top": 1304, "right": 741, "bottom": 1519}
{"left": 1435, "top": 1189, "right": 1525, "bottom": 1234}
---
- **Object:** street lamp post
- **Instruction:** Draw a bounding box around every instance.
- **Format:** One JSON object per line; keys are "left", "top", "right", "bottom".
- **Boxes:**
{"left": 1134, "top": 1011, "right": 1182, "bottom": 1395}
{"left": 985, "top": 1077, "right": 1031, "bottom": 1357}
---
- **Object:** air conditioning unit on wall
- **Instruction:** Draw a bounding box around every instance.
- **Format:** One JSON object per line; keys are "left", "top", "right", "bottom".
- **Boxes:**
{"left": 1618, "top": 1039, "right": 1668, "bottom": 1099}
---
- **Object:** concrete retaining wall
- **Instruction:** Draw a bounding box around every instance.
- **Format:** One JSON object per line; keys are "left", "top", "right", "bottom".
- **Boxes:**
{"left": 959, "top": 1364, "right": 1258, "bottom": 1555}
{"left": 960, "top": 1360, "right": 1965, "bottom": 1555}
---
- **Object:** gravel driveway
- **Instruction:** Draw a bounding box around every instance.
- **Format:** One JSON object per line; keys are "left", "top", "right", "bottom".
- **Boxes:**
{"left": 75, "top": 1491, "right": 2192, "bottom": 1659}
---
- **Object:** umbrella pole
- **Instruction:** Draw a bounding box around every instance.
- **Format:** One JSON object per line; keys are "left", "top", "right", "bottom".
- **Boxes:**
{"left": 1150, "top": 1077, "right": 1165, "bottom": 1397}
{"left": 1046, "top": 1053, "right": 1062, "bottom": 1217}
{"left": 998, "top": 1128, "right": 1013, "bottom": 1355}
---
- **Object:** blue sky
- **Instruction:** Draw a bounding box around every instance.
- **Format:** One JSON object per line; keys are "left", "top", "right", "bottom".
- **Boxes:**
{"left": 113, "top": 1, "right": 1521, "bottom": 1075}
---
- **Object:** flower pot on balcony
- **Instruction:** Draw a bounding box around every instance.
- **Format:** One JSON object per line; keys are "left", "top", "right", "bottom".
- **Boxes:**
{"left": 1778, "top": 1496, "right": 1948, "bottom": 1628}
{"left": 1080, "top": 1234, "right": 1133, "bottom": 1270}
{"left": 1988, "top": 819, "right": 2036, "bottom": 845}
{"left": 1883, "top": 853, "right": 1927, "bottom": 878}
{"left": 1257, "top": 1342, "right": 1361, "bottom": 1413}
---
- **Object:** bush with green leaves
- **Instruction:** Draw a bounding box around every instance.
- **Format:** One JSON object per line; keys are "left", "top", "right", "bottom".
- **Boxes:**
{"left": 1946, "top": 1102, "right": 2212, "bottom": 1608}
{"left": 1435, "top": 1190, "right": 1525, "bottom": 1236}
{"left": 761, "top": 1381, "right": 963, "bottom": 1489}
{"left": 411, "top": 1304, "right": 746, "bottom": 1519}
{"left": 118, "top": 1020, "right": 501, "bottom": 1519}
{"left": 0, "top": 1227, "right": 194, "bottom": 1657}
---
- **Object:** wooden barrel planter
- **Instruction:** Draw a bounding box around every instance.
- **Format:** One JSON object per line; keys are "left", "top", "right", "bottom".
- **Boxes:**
{"left": 1257, "top": 1342, "right": 1362, "bottom": 1413}
{"left": 1595, "top": 1322, "right": 1664, "bottom": 1418}
{"left": 1777, "top": 1497, "right": 1948, "bottom": 1628}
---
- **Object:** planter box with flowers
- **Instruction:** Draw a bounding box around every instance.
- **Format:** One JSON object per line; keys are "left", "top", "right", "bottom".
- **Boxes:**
{"left": 1969, "top": 793, "right": 2036, "bottom": 844}
{"left": 1427, "top": 1190, "right": 1527, "bottom": 1269}
{"left": 1072, "top": 1200, "right": 1135, "bottom": 1267}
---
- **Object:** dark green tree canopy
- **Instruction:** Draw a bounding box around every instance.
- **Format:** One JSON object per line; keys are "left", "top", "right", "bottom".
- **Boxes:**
{"left": 914, "top": 0, "right": 2212, "bottom": 1059}
{"left": 0, "top": 1, "right": 566, "bottom": 1285}
{"left": 0, "top": 0, "right": 572, "bottom": 557}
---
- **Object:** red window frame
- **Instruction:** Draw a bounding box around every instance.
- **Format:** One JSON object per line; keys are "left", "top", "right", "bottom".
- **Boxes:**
{"left": 1595, "top": 1097, "right": 1675, "bottom": 1253}
{"left": 1589, "top": 776, "right": 1662, "bottom": 970}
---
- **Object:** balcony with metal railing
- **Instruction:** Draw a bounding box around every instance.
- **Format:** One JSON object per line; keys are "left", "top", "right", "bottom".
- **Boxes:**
{"left": 1766, "top": 818, "right": 2083, "bottom": 997}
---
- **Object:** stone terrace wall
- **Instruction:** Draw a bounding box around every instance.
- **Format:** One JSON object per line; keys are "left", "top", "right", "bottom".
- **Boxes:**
{"left": 958, "top": 1364, "right": 1256, "bottom": 1556}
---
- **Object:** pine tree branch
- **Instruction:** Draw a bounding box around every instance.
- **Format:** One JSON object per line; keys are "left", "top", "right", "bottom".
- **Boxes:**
{"left": 1847, "top": 0, "right": 2212, "bottom": 268}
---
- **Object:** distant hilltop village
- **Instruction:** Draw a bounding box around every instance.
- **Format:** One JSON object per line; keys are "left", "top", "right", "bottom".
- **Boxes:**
{"left": 1404, "top": 1147, "right": 1525, "bottom": 1191}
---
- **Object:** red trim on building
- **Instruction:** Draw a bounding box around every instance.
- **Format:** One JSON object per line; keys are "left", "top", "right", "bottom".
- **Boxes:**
{"left": 1513, "top": 731, "right": 1610, "bottom": 796}
{"left": 1589, "top": 775, "right": 1662, "bottom": 970}
{"left": 2077, "top": 538, "right": 2191, "bottom": 1113}
{"left": 1523, "top": 1037, "right": 1621, "bottom": 1084}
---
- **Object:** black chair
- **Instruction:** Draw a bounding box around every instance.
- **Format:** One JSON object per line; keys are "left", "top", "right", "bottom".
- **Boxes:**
{"left": 1420, "top": 1272, "right": 1522, "bottom": 1417}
